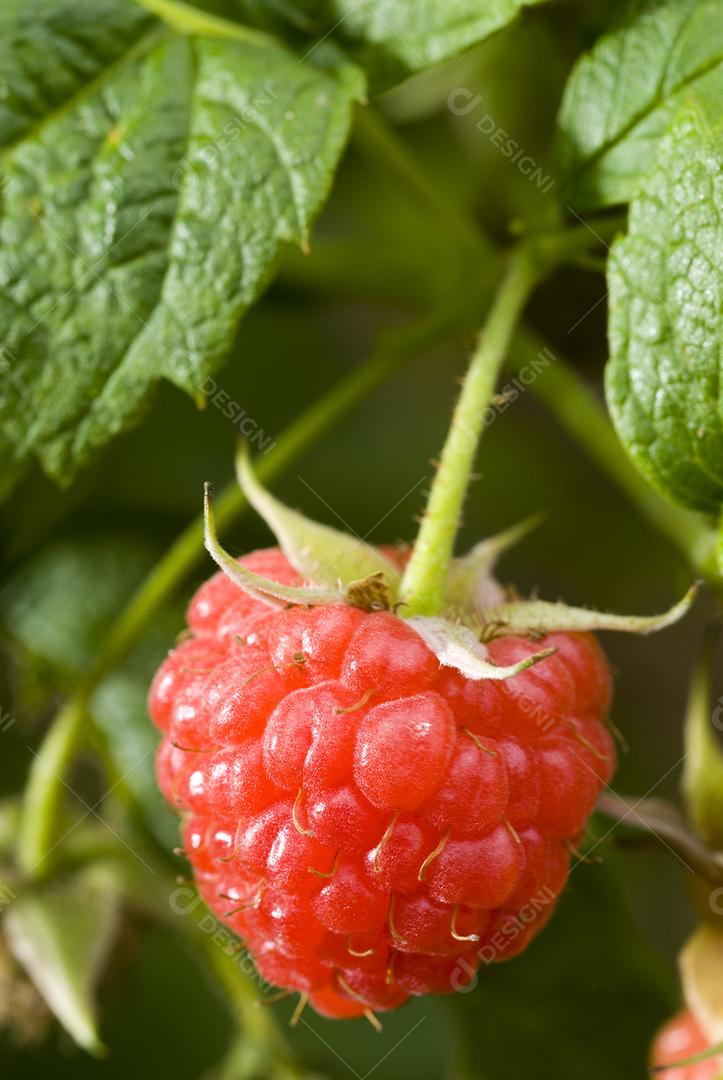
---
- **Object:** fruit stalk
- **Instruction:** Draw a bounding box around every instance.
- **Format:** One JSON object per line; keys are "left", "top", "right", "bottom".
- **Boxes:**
{"left": 400, "top": 245, "right": 539, "bottom": 616}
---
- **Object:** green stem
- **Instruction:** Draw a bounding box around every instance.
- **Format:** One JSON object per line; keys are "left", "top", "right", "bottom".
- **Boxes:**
{"left": 281, "top": 228, "right": 723, "bottom": 585}
{"left": 400, "top": 246, "right": 540, "bottom": 615}
{"left": 509, "top": 327, "right": 719, "bottom": 583}
{"left": 568, "top": 251, "right": 608, "bottom": 274}
{"left": 283, "top": 225, "right": 719, "bottom": 587}
{"left": 353, "top": 106, "right": 491, "bottom": 264}
{"left": 354, "top": 108, "right": 623, "bottom": 275}
{"left": 17, "top": 697, "right": 89, "bottom": 875}
{"left": 137, "top": 0, "right": 273, "bottom": 45}
{"left": 204, "top": 942, "right": 300, "bottom": 1080}
{"left": 17, "top": 307, "right": 465, "bottom": 877}
{"left": 682, "top": 628, "right": 723, "bottom": 850}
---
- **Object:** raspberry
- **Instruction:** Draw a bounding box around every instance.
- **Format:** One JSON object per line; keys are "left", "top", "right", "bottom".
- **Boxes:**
{"left": 150, "top": 547, "right": 615, "bottom": 1021}
{"left": 651, "top": 1010, "right": 723, "bottom": 1079}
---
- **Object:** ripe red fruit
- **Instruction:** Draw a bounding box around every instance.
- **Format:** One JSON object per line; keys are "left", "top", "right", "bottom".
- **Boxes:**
{"left": 651, "top": 1009, "right": 723, "bottom": 1079}
{"left": 150, "top": 548, "right": 615, "bottom": 1020}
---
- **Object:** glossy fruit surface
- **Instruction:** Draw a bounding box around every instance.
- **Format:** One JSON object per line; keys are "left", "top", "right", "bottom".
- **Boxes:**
{"left": 150, "top": 548, "right": 615, "bottom": 1018}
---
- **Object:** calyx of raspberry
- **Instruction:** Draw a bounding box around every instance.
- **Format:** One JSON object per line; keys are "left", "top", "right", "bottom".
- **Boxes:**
{"left": 202, "top": 452, "right": 696, "bottom": 685}
{"left": 237, "top": 449, "right": 401, "bottom": 592}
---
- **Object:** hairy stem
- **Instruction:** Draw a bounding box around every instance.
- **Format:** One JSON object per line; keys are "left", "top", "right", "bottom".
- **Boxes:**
{"left": 400, "top": 246, "right": 540, "bottom": 615}
{"left": 338, "top": 108, "right": 717, "bottom": 582}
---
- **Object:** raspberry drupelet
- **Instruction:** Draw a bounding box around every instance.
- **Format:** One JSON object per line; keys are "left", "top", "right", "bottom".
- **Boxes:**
{"left": 651, "top": 1010, "right": 723, "bottom": 1079}
{"left": 150, "top": 548, "right": 615, "bottom": 1022}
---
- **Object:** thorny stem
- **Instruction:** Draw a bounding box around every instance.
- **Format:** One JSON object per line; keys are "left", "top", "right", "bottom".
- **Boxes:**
{"left": 16, "top": 306, "right": 468, "bottom": 878}
{"left": 400, "top": 245, "right": 541, "bottom": 615}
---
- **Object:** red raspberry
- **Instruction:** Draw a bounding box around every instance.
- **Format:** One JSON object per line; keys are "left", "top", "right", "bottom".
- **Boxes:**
{"left": 651, "top": 1010, "right": 723, "bottom": 1079}
{"left": 149, "top": 547, "right": 615, "bottom": 1021}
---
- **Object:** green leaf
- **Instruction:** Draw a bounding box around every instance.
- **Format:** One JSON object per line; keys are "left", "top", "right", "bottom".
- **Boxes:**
{"left": 0, "top": 432, "right": 26, "bottom": 501}
{"left": 0, "top": 533, "right": 158, "bottom": 680}
{"left": 312, "top": 0, "right": 549, "bottom": 93}
{"left": 0, "top": 532, "right": 180, "bottom": 845}
{"left": 237, "top": 445, "right": 402, "bottom": 593}
{"left": 606, "top": 102, "right": 723, "bottom": 516}
{"left": 0, "top": 0, "right": 363, "bottom": 483}
{"left": 4, "top": 867, "right": 121, "bottom": 1053}
{"left": 556, "top": 0, "right": 723, "bottom": 209}
{"left": 0, "top": 0, "right": 158, "bottom": 146}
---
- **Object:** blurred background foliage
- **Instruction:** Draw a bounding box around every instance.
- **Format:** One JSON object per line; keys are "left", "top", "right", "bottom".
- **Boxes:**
{"left": 0, "top": 2, "right": 718, "bottom": 1077}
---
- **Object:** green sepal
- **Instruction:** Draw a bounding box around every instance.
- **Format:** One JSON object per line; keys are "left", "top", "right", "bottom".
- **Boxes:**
{"left": 203, "top": 483, "right": 344, "bottom": 607}
{"left": 236, "top": 445, "right": 401, "bottom": 597}
{"left": 407, "top": 615, "right": 556, "bottom": 681}
{"left": 478, "top": 586, "right": 697, "bottom": 636}
{"left": 445, "top": 515, "right": 542, "bottom": 614}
